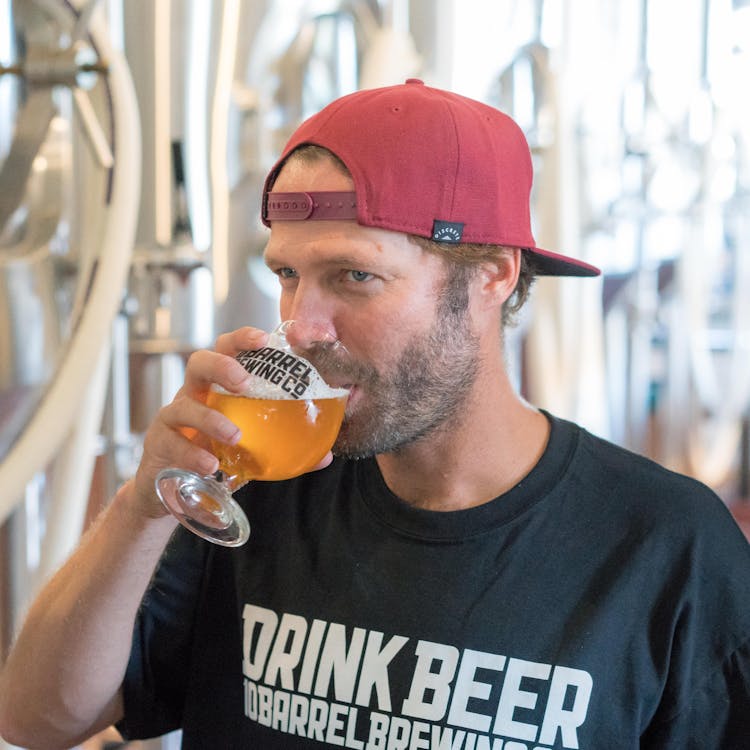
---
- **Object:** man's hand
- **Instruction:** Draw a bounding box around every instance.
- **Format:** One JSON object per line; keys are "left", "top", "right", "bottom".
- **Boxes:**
{"left": 131, "top": 327, "right": 269, "bottom": 517}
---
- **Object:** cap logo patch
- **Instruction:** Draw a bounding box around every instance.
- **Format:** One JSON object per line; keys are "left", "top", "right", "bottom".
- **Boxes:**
{"left": 432, "top": 220, "right": 464, "bottom": 243}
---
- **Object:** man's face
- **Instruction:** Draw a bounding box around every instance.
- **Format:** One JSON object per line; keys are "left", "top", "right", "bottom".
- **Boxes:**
{"left": 264, "top": 155, "right": 481, "bottom": 458}
{"left": 330, "top": 266, "right": 480, "bottom": 458}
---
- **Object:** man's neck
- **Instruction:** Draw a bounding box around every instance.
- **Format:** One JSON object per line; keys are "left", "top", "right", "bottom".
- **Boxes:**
{"left": 374, "top": 381, "right": 550, "bottom": 512}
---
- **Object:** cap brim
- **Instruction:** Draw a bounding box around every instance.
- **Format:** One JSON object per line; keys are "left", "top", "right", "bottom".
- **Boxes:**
{"left": 525, "top": 246, "right": 601, "bottom": 277}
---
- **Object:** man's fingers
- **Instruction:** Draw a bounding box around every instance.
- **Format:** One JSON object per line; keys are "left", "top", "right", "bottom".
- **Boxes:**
{"left": 149, "top": 428, "right": 219, "bottom": 478}
{"left": 182, "top": 328, "right": 270, "bottom": 398}
{"left": 215, "top": 326, "right": 269, "bottom": 357}
{"left": 137, "top": 398, "right": 240, "bottom": 492}
{"left": 131, "top": 326, "right": 273, "bottom": 516}
{"left": 310, "top": 451, "right": 334, "bottom": 472}
{"left": 182, "top": 349, "right": 251, "bottom": 398}
{"left": 159, "top": 395, "right": 241, "bottom": 446}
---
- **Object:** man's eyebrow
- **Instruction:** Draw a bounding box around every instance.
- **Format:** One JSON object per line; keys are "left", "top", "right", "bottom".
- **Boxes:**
{"left": 264, "top": 252, "right": 379, "bottom": 269}
{"left": 319, "top": 253, "right": 379, "bottom": 267}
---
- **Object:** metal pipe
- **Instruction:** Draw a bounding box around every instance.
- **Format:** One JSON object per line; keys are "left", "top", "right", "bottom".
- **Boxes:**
{"left": 0, "top": 5, "right": 141, "bottom": 523}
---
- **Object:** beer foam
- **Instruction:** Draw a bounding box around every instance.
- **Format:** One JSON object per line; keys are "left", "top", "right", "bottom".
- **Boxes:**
{"left": 233, "top": 346, "right": 348, "bottom": 401}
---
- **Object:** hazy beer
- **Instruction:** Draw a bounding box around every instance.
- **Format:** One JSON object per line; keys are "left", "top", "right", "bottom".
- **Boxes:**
{"left": 206, "top": 390, "right": 348, "bottom": 486}
{"left": 155, "top": 319, "right": 349, "bottom": 546}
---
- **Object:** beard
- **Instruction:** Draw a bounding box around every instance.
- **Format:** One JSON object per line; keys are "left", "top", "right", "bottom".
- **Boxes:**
{"left": 329, "top": 265, "right": 481, "bottom": 459}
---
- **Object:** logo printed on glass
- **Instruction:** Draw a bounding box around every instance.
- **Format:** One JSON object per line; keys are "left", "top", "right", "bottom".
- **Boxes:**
{"left": 236, "top": 348, "right": 313, "bottom": 399}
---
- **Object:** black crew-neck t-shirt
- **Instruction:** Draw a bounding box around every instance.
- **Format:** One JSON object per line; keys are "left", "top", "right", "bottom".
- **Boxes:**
{"left": 119, "top": 414, "right": 750, "bottom": 749}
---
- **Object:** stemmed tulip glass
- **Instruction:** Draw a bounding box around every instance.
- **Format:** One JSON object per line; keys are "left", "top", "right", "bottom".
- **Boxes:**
{"left": 155, "top": 320, "right": 349, "bottom": 546}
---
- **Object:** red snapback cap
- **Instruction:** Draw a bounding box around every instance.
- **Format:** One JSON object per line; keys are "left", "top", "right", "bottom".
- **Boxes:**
{"left": 262, "top": 79, "right": 600, "bottom": 277}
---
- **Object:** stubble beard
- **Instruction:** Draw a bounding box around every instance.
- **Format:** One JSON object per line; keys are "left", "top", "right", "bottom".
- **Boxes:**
{"left": 332, "top": 266, "right": 481, "bottom": 460}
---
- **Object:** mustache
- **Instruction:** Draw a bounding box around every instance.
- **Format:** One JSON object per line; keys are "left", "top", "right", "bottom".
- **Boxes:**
{"left": 303, "top": 343, "right": 375, "bottom": 386}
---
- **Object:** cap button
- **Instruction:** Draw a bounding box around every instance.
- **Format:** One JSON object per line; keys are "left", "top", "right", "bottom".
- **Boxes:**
{"left": 405, "top": 78, "right": 424, "bottom": 85}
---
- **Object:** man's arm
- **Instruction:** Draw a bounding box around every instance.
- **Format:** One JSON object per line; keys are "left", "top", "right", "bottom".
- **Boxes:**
{"left": 0, "top": 481, "right": 177, "bottom": 748}
{"left": 0, "top": 327, "right": 267, "bottom": 749}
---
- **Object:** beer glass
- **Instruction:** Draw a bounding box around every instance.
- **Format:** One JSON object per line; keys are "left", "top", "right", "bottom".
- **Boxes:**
{"left": 155, "top": 321, "right": 349, "bottom": 546}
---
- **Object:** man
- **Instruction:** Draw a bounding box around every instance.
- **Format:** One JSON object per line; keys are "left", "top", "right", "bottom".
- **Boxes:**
{"left": 2, "top": 80, "right": 750, "bottom": 750}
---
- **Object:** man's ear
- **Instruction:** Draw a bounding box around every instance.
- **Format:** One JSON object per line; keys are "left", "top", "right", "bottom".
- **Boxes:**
{"left": 473, "top": 248, "right": 521, "bottom": 311}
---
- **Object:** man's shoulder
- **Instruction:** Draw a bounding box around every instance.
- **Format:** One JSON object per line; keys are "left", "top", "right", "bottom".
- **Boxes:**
{"left": 552, "top": 417, "right": 734, "bottom": 525}
{"left": 568, "top": 425, "right": 744, "bottom": 546}
{"left": 576, "top": 423, "right": 705, "bottom": 489}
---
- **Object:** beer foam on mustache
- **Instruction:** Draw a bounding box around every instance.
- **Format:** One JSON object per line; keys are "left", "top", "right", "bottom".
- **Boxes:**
{"left": 232, "top": 345, "right": 348, "bottom": 400}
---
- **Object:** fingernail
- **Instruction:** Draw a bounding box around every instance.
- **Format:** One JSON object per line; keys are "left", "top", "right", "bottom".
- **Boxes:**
{"left": 222, "top": 425, "right": 241, "bottom": 444}
{"left": 229, "top": 365, "right": 250, "bottom": 386}
{"left": 198, "top": 454, "right": 219, "bottom": 475}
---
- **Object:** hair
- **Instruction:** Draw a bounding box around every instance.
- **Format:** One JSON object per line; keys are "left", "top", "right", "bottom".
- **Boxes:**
{"left": 273, "top": 145, "right": 539, "bottom": 327}
{"left": 407, "top": 235, "right": 538, "bottom": 327}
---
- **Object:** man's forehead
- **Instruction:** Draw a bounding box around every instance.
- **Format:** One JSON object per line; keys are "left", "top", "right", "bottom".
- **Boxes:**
{"left": 264, "top": 220, "right": 419, "bottom": 268}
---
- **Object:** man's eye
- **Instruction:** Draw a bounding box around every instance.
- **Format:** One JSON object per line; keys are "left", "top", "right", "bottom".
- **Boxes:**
{"left": 276, "top": 267, "right": 297, "bottom": 279}
{"left": 347, "top": 270, "right": 373, "bottom": 282}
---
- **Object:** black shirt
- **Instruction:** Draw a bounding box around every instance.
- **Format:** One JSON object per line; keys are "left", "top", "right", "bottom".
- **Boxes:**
{"left": 118, "top": 414, "right": 750, "bottom": 748}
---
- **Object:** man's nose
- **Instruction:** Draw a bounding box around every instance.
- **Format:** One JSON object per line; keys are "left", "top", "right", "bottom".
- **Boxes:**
{"left": 282, "top": 285, "right": 338, "bottom": 351}
{"left": 282, "top": 319, "right": 340, "bottom": 353}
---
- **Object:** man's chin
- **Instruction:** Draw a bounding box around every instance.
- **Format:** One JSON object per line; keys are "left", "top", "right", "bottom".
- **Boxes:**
{"left": 331, "top": 440, "right": 376, "bottom": 461}
{"left": 333, "top": 418, "right": 412, "bottom": 461}
{"left": 332, "top": 420, "right": 381, "bottom": 461}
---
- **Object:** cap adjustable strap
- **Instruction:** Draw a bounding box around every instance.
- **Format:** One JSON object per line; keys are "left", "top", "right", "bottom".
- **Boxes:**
{"left": 263, "top": 191, "right": 357, "bottom": 222}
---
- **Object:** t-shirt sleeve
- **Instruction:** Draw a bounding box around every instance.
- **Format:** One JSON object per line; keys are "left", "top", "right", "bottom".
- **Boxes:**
{"left": 639, "top": 488, "right": 750, "bottom": 748}
{"left": 115, "top": 526, "right": 210, "bottom": 740}
{"left": 641, "top": 637, "right": 750, "bottom": 748}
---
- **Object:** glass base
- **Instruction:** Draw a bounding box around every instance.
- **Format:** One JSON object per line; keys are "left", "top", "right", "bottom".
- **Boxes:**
{"left": 155, "top": 468, "right": 250, "bottom": 547}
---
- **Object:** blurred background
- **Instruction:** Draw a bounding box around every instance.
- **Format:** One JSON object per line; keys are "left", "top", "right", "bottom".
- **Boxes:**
{"left": 0, "top": 0, "right": 749, "bottom": 747}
